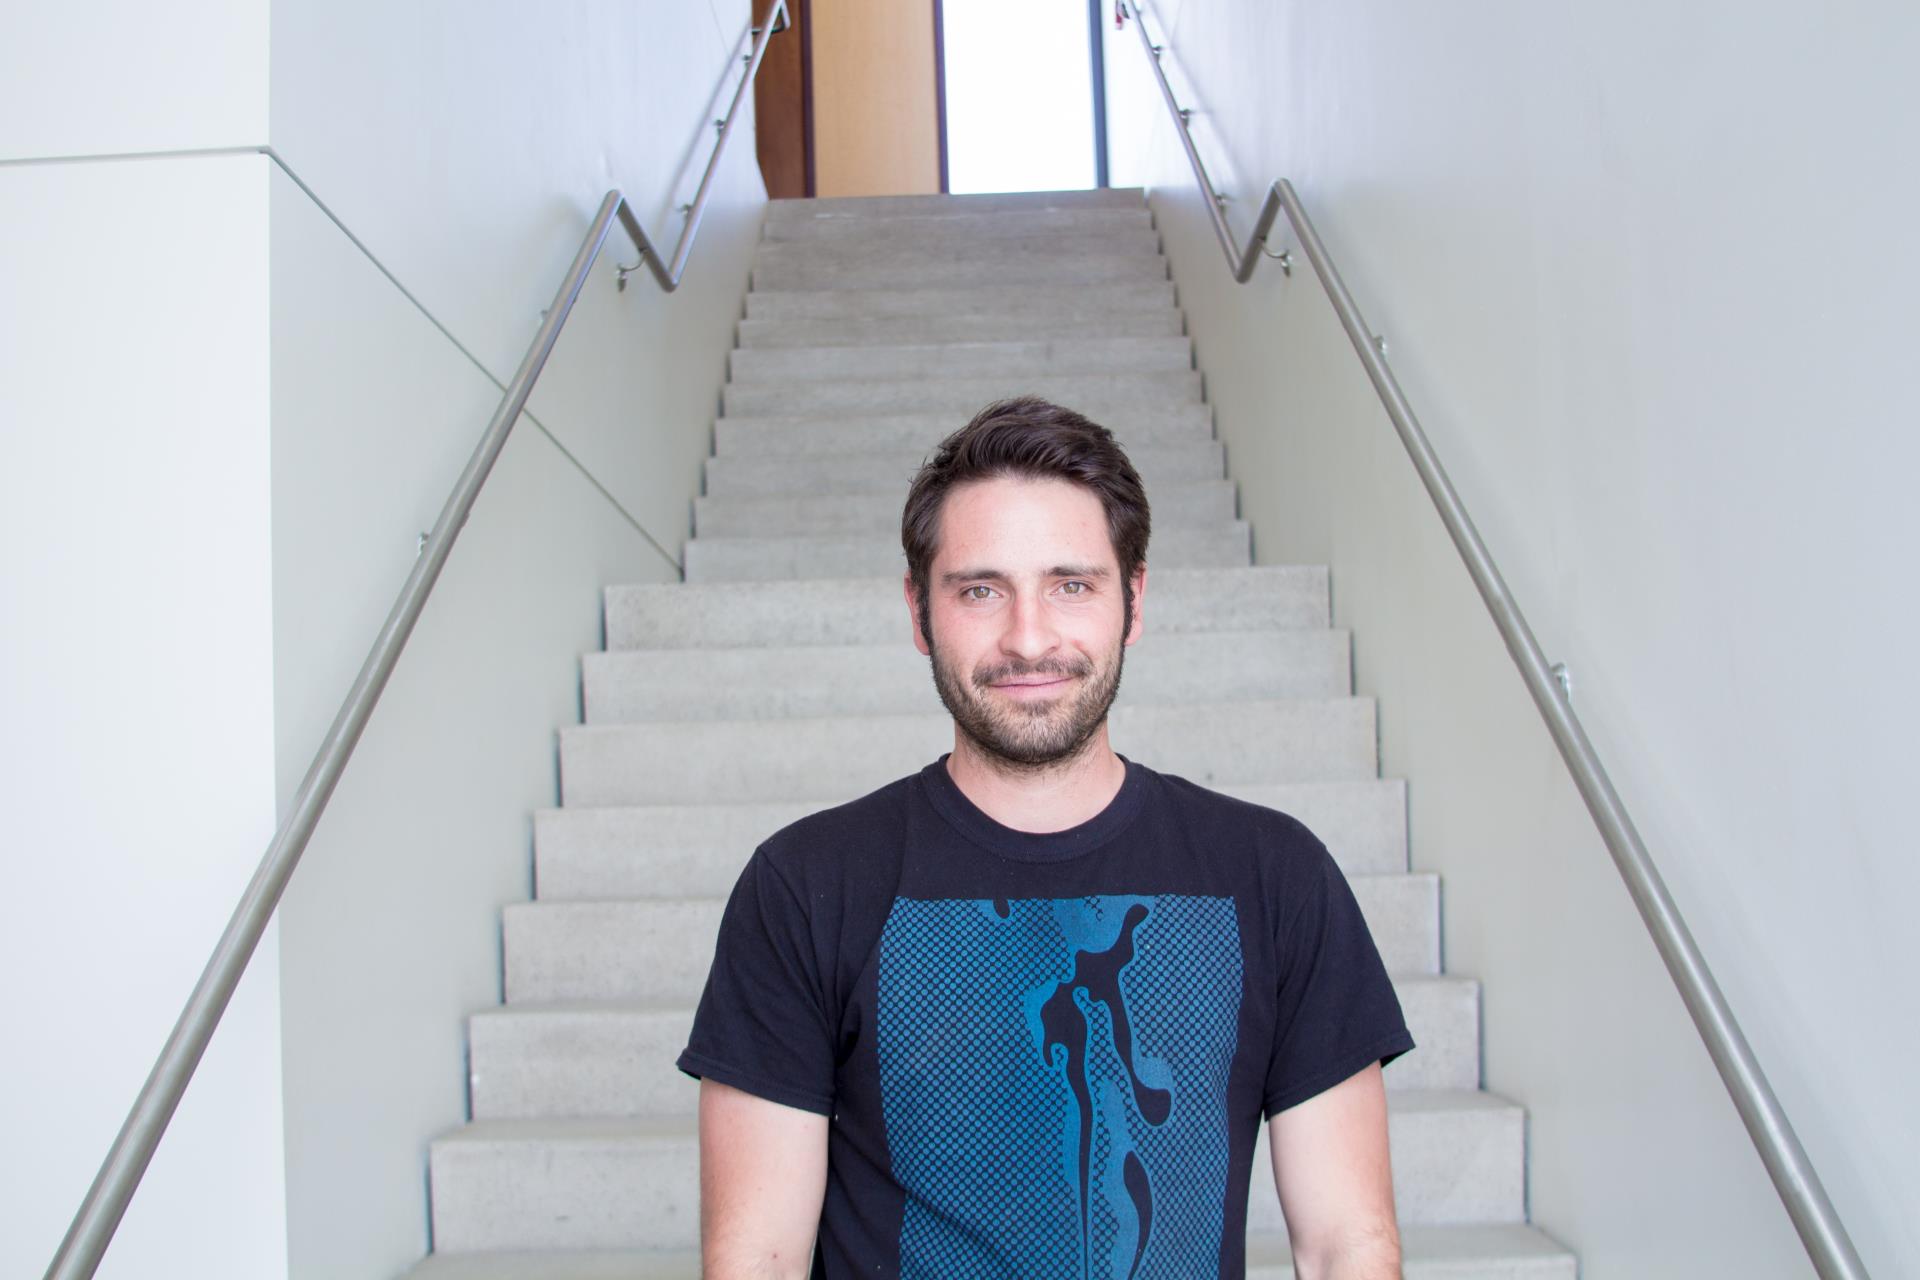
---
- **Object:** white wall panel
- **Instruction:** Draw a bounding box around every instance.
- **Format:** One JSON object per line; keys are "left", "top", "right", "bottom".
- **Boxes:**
{"left": 1105, "top": 1, "right": 1918, "bottom": 1275}
{"left": 270, "top": 164, "right": 675, "bottom": 1277}
{"left": 263, "top": 5, "right": 767, "bottom": 1275}
{"left": 268, "top": 0, "right": 765, "bottom": 530}
{"left": 0, "top": 6, "right": 765, "bottom": 1278}
{"left": 0, "top": 0, "right": 266, "bottom": 159}
{"left": 0, "top": 154, "right": 285, "bottom": 1280}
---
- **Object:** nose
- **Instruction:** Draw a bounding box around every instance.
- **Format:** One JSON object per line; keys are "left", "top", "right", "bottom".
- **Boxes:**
{"left": 1000, "top": 588, "right": 1060, "bottom": 663}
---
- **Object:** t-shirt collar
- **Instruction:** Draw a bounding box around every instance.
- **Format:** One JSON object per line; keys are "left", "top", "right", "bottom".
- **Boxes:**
{"left": 917, "top": 752, "right": 1149, "bottom": 864}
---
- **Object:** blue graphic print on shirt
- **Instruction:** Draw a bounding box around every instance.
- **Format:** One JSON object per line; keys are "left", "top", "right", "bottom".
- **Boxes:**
{"left": 875, "top": 895, "right": 1243, "bottom": 1279}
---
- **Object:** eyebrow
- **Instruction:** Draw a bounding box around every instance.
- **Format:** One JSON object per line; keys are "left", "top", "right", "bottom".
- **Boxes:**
{"left": 938, "top": 564, "right": 1113, "bottom": 587}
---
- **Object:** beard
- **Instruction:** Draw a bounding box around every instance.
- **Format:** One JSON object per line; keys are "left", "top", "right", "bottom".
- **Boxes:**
{"left": 927, "top": 625, "right": 1128, "bottom": 771}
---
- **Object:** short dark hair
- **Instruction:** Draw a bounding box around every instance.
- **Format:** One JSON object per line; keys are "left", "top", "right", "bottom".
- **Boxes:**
{"left": 901, "top": 397, "right": 1152, "bottom": 633}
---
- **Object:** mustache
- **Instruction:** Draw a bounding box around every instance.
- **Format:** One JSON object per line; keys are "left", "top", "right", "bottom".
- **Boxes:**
{"left": 971, "top": 655, "right": 1094, "bottom": 687}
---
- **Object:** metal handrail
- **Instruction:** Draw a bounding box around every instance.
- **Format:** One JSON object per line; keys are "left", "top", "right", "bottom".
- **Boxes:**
{"left": 1117, "top": 3, "right": 1869, "bottom": 1277}
{"left": 42, "top": 8, "right": 785, "bottom": 1278}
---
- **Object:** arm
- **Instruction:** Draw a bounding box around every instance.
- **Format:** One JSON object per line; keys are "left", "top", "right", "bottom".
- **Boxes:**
{"left": 1268, "top": 1062, "right": 1401, "bottom": 1280}
{"left": 699, "top": 1079, "right": 830, "bottom": 1279}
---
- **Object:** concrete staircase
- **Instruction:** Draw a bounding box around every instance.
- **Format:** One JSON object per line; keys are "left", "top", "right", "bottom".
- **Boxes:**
{"left": 406, "top": 189, "right": 1577, "bottom": 1278}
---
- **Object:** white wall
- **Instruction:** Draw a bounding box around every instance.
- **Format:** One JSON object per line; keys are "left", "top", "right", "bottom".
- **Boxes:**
{"left": 1105, "top": 1, "right": 1918, "bottom": 1275}
{"left": 269, "top": 167, "right": 681, "bottom": 1277}
{"left": 0, "top": 0, "right": 265, "bottom": 159}
{"left": 267, "top": 0, "right": 763, "bottom": 531}
{"left": 1, "top": 6, "right": 282, "bottom": 1275}
{"left": 0, "top": 154, "right": 287, "bottom": 1280}
{"left": 1, "top": 1, "right": 766, "bottom": 1276}
{"left": 264, "top": 3, "right": 766, "bottom": 1277}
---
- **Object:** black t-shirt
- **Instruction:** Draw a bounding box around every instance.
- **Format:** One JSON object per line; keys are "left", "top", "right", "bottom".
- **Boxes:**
{"left": 678, "top": 755, "right": 1413, "bottom": 1279}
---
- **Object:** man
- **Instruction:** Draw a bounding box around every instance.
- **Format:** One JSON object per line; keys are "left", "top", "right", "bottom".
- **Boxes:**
{"left": 677, "top": 397, "right": 1412, "bottom": 1279}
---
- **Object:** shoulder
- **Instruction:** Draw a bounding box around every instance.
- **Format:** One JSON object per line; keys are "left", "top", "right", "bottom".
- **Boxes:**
{"left": 1136, "top": 771, "right": 1336, "bottom": 909}
{"left": 1146, "top": 767, "right": 1330, "bottom": 856}
{"left": 753, "top": 771, "right": 919, "bottom": 890}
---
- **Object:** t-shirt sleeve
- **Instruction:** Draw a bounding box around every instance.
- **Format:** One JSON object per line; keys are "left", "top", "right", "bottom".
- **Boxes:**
{"left": 1263, "top": 833, "right": 1415, "bottom": 1119}
{"left": 676, "top": 846, "right": 837, "bottom": 1115}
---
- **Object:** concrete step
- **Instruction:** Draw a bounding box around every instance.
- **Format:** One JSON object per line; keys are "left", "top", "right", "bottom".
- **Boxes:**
{"left": 558, "top": 697, "right": 1377, "bottom": 807}
{"left": 469, "top": 976, "right": 1474, "bottom": 1122}
{"left": 1253, "top": 1091, "right": 1525, "bottom": 1230}
{"left": 712, "top": 404, "right": 1214, "bottom": 458}
{"left": 1219, "top": 779, "right": 1409, "bottom": 875}
{"left": 692, "top": 478, "right": 1233, "bottom": 537}
{"left": 751, "top": 243, "right": 1167, "bottom": 292}
{"left": 405, "top": 1253, "right": 704, "bottom": 1280}
{"left": 682, "top": 521, "right": 1247, "bottom": 582}
{"left": 703, "top": 440, "right": 1222, "bottom": 498}
{"left": 728, "top": 335, "right": 1192, "bottom": 384}
{"left": 1248, "top": 1225, "right": 1576, "bottom": 1280}
{"left": 744, "top": 279, "right": 1175, "bottom": 323}
{"left": 501, "top": 873, "right": 1435, "bottom": 1008}
{"left": 605, "top": 566, "right": 1328, "bottom": 649}
{"left": 754, "top": 228, "right": 1163, "bottom": 273}
{"left": 761, "top": 204, "right": 1154, "bottom": 243}
{"left": 428, "top": 1089, "right": 1511, "bottom": 1252}
{"left": 720, "top": 368, "right": 1202, "bottom": 418}
{"left": 737, "top": 307, "right": 1185, "bottom": 348}
{"left": 582, "top": 629, "right": 1346, "bottom": 723}
{"left": 765, "top": 188, "right": 1145, "bottom": 222}
{"left": 401, "top": 1223, "right": 1575, "bottom": 1279}
{"left": 1244, "top": 1228, "right": 1574, "bottom": 1280}
{"left": 532, "top": 779, "right": 1408, "bottom": 900}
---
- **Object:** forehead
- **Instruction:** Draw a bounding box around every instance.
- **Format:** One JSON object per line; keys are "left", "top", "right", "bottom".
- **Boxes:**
{"left": 931, "top": 474, "right": 1117, "bottom": 572}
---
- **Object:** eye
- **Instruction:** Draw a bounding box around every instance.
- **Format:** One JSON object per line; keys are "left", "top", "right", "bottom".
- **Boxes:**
{"left": 962, "top": 584, "right": 998, "bottom": 601}
{"left": 1058, "top": 581, "right": 1090, "bottom": 595}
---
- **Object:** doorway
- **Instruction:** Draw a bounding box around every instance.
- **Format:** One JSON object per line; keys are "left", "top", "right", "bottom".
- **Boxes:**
{"left": 940, "top": 0, "right": 1106, "bottom": 193}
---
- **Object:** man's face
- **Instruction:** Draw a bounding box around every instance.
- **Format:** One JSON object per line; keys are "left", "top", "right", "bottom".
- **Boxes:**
{"left": 906, "top": 475, "right": 1146, "bottom": 768}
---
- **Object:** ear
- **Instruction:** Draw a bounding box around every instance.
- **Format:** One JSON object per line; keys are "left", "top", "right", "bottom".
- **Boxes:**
{"left": 1124, "top": 562, "right": 1148, "bottom": 647}
{"left": 905, "top": 573, "right": 932, "bottom": 656}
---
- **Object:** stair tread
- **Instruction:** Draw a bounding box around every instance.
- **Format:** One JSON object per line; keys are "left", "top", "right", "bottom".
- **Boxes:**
{"left": 709, "top": 410, "right": 1215, "bottom": 455}
{"left": 559, "top": 694, "right": 1373, "bottom": 733}
{"left": 695, "top": 477, "right": 1230, "bottom": 505}
{"left": 506, "top": 869, "right": 1436, "bottom": 907}
{"left": 732, "top": 334, "right": 1190, "bottom": 359}
{"left": 723, "top": 369, "right": 1202, "bottom": 403}
{"left": 681, "top": 523, "right": 1249, "bottom": 581}
{"left": 691, "top": 479, "right": 1233, "bottom": 535}
{"left": 532, "top": 777, "right": 1410, "bottom": 887}
{"left": 479, "top": 971, "right": 1481, "bottom": 1023}
{"left": 727, "top": 334, "right": 1194, "bottom": 382}
{"left": 765, "top": 188, "right": 1146, "bottom": 219}
{"left": 609, "top": 565, "right": 1314, "bottom": 599}
{"left": 752, "top": 234, "right": 1164, "bottom": 263}
{"left": 403, "top": 1223, "right": 1573, "bottom": 1278}
{"left": 736, "top": 309, "right": 1186, "bottom": 347}
{"left": 534, "top": 777, "right": 1397, "bottom": 820}
{"left": 685, "top": 523, "right": 1243, "bottom": 544}
{"left": 585, "top": 628, "right": 1344, "bottom": 676}
{"left": 437, "top": 1088, "right": 1515, "bottom": 1148}
{"left": 761, "top": 205, "right": 1155, "bottom": 241}
{"left": 750, "top": 255, "right": 1170, "bottom": 291}
{"left": 742, "top": 280, "right": 1176, "bottom": 321}
{"left": 605, "top": 566, "right": 1326, "bottom": 650}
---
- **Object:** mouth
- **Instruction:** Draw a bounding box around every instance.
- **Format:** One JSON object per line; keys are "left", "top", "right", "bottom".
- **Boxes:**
{"left": 986, "top": 675, "right": 1076, "bottom": 698}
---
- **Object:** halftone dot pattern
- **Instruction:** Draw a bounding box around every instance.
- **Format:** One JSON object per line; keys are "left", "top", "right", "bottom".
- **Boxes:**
{"left": 877, "top": 895, "right": 1242, "bottom": 1279}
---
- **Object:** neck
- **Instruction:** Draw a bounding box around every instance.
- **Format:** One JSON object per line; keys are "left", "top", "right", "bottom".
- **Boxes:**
{"left": 944, "top": 724, "right": 1127, "bottom": 833}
